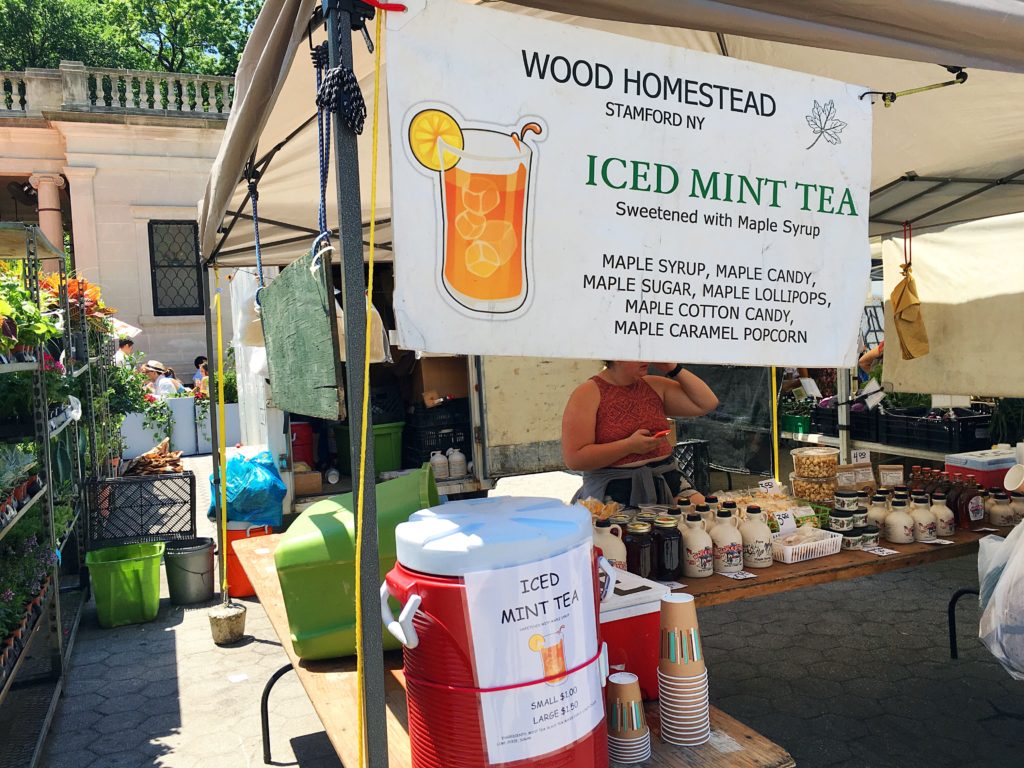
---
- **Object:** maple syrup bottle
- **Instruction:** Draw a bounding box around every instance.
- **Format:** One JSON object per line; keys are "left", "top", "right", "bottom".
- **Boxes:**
{"left": 946, "top": 473, "right": 966, "bottom": 513}
{"left": 956, "top": 477, "right": 985, "bottom": 529}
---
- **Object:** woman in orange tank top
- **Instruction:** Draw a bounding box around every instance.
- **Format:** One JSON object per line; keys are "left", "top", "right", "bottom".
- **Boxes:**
{"left": 562, "top": 361, "right": 718, "bottom": 507}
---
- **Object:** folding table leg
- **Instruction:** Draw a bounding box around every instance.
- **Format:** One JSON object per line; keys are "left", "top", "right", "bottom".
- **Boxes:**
{"left": 262, "top": 663, "right": 296, "bottom": 764}
{"left": 947, "top": 587, "right": 980, "bottom": 660}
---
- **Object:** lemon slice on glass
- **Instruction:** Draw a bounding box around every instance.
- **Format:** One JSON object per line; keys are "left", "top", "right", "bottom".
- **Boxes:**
{"left": 528, "top": 634, "right": 545, "bottom": 652}
{"left": 409, "top": 109, "right": 463, "bottom": 171}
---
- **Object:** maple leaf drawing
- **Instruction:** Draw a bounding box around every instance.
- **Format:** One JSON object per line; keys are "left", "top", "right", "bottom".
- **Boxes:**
{"left": 806, "top": 99, "right": 847, "bottom": 149}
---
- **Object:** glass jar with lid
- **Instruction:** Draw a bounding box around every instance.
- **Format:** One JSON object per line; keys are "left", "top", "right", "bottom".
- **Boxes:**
{"left": 623, "top": 522, "right": 653, "bottom": 578}
{"left": 652, "top": 517, "right": 683, "bottom": 580}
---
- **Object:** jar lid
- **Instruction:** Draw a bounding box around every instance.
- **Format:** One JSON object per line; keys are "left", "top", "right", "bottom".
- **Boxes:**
{"left": 635, "top": 511, "right": 658, "bottom": 520}
{"left": 678, "top": 499, "right": 694, "bottom": 507}
{"left": 932, "top": 493, "right": 946, "bottom": 500}
{"left": 841, "top": 530, "right": 860, "bottom": 538}
{"left": 892, "top": 500, "right": 908, "bottom": 507}
{"left": 791, "top": 446, "right": 840, "bottom": 457}
{"left": 716, "top": 510, "right": 733, "bottom": 518}
{"left": 627, "top": 522, "right": 652, "bottom": 533}
{"left": 654, "top": 516, "right": 678, "bottom": 528}
{"left": 861, "top": 525, "right": 880, "bottom": 534}
{"left": 595, "top": 518, "right": 612, "bottom": 528}
{"left": 705, "top": 496, "right": 719, "bottom": 503}
{"left": 894, "top": 485, "right": 909, "bottom": 491}
{"left": 836, "top": 490, "right": 859, "bottom": 498}
{"left": 871, "top": 495, "right": 887, "bottom": 502}
{"left": 609, "top": 514, "right": 631, "bottom": 525}
{"left": 857, "top": 490, "right": 870, "bottom": 497}
{"left": 747, "top": 505, "right": 761, "bottom": 514}
{"left": 685, "top": 513, "right": 702, "bottom": 522}
{"left": 854, "top": 506, "right": 868, "bottom": 514}
{"left": 1012, "top": 492, "right": 1024, "bottom": 498}
{"left": 664, "top": 508, "right": 682, "bottom": 517}
{"left": 722, "top": 500, "right": 737, "bottom": 509}
{"left": 830, "top": 509, "right": 853, "bottom": 518}
{"left": 695, "top": 504, "right": 710, "bottom": 512}
{"left": 395, "top": 497, "right": 592, "bottom": 576}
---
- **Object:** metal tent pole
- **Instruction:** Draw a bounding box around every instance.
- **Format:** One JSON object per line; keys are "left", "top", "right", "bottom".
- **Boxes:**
{"left": 202, "top": 264, "right": 226, "bottom": 603}
{"left": 837, "top": 368, "right": 852, "bottom": 463}
{"left": 324, "top": 1, "right": 388, "bottom": 766}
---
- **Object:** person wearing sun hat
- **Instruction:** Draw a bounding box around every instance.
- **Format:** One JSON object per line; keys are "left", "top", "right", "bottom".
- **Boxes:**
{"left": 142, "top": 360, "right": 178, "bottom": 399}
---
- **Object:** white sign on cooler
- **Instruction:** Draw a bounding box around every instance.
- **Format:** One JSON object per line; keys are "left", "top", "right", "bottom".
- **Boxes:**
{"left": 462, "top": 541, "right": 603, "bottom": 764}
{"left": 387, "top": 0, "right": 872, "bottom": 366}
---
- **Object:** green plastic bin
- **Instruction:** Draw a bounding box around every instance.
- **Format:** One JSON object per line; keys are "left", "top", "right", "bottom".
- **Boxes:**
{"left": 335, "top": 421, "right": 404, "bottom": 475}
{"left": 275, "top": 465, "right": 438, "bottom": 660}
{"left": 86, "top": 542, "right": 165, "bottom": 628}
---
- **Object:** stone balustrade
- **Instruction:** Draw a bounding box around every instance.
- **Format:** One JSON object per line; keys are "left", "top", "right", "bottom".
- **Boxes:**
{"left": 1, "top": 61, "right": 233, "bottom": 118}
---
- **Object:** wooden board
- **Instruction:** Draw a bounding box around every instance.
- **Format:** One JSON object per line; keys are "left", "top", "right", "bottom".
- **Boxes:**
{"left": 683, "top": 527, "right": 1003, "bottom": 608}
{"left": 235, "top": 535, "right": 795, "bottom": 768}
{"left": 259, "top": 248, "right": 345, "bottom": 420}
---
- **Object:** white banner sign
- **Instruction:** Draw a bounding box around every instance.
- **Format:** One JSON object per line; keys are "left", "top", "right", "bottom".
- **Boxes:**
{"left": 388, "top": 0, "right": 872, "bottom": 366}
{"left": 462, "top": 542, "right": 603, "bottom": 764}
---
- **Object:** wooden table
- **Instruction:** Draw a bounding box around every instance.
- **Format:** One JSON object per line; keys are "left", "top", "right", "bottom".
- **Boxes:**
{"left": 685, "top": 527, "right": 1003, "bottom": 608}
{"left": 235, "top": 535, "right": 795, "bottom": 768}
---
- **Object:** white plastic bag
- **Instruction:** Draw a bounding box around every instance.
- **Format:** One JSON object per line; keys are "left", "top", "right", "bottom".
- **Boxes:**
{"left": 978, "top": 522, "right": 1024, "bottom": 680}
{"left": 333, "top": 294, "right": 392, "bottom": 364}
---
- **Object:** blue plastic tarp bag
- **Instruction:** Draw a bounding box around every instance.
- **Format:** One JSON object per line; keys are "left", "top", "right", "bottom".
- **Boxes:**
{"left": 209, "top": 450, "right": 286, "bottom": 527}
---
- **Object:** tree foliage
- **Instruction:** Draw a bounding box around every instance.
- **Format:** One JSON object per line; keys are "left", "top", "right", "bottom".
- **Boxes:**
{"left": 0, "top": 0, "right": 260, "bottom": 74}
{"left": 0, "top": 0, "right": 140, "bottom": 71}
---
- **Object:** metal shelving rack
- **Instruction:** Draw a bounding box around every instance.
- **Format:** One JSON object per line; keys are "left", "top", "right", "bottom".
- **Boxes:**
{"left": 0, "top": 223, "right": 89, "bottom": 768}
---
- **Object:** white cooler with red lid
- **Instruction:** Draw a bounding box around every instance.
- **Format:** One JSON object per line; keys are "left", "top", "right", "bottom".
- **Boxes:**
{"left": 381, "top": 497, "right": 613, "bottom": 768}
{"left": 600, "top": 569, "right": 670, "bottom": 701}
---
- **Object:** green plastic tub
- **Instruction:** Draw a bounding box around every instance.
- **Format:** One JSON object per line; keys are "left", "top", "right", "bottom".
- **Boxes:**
{"left": 335, "top": 421, "right": 404, "bottom": 475}
{"left": 86, "top": 542, "right": 165, "bottom": 628}
{"left": 275, "top": 465, "right": 438, "bottom": 660}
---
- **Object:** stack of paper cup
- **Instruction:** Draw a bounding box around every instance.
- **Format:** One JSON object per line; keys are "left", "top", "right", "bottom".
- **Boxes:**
{"left": 658, "top": 593, "right": 711, "bottom": 746}
{"left": 605, "top": 672, "right": 652, "bottom": 763}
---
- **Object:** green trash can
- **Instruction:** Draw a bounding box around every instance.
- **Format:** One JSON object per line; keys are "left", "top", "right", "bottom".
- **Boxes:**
{"left": 86, "top": 542, "right": 165, "bottom": 628}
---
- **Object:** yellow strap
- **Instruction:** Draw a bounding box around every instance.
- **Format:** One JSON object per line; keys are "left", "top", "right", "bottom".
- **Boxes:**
{"left": 214, "top": 268, "right": 230, "bottom": 598}
{"left": 770, "top": 366, "right": 780, "bottom": 483}
{"left": 354, "top": 12, "right": 385, "bottom": 768}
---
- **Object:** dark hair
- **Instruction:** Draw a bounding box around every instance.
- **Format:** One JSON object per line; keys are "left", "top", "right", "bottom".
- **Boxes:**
{"left": 194, "top": 356, "right": 207, "bottom": 368}
{"left": 201, "top": 363, "right": 209, "bottom": 375}
{"left": 165, "top": 368, "right": 176, "bottom": 378}
{"left": 118, "top": 338, "right": 134, "bottom": 348}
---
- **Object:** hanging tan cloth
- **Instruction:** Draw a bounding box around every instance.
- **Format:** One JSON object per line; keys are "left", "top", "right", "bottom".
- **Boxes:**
{"left": 890, "top": 223, "right": 929, "bottom": 360}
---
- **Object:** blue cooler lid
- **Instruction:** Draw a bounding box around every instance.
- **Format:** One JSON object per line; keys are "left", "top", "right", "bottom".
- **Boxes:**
{"left": 945, "top": 449, "right": 1016, "bottom": 471}
{"left": 395, "top": 497, "right": 591, "bottom": 576}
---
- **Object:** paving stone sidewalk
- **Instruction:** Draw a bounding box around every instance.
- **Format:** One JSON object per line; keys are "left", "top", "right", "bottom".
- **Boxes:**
{"left": 39, "top": 459, "right": 1024, "bottom": 767}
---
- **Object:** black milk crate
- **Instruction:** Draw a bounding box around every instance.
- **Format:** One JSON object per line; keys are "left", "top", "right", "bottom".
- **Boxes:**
{"left": 810, "top": 409, "right": 878, "bottom": 442}
{"left": 341, "top": 384, "right": 406, "bottom": 425}
{"left": 402, "top": 423, "right": 472, "bottom": 469}
{"left": 87, "top": 471, "right": 196, "bottom": 548}
{"left": 673, "top": 439, "right": 711, "bottom": 496}
{"left": 406, "top": 398, "right": 471, "bottom": 430}
{"left": 880, "top": 408, "right": 991, "bottom": 453}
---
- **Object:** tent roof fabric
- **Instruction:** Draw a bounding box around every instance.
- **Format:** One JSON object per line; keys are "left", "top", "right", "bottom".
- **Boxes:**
{"left": 200, "top": 0, "right": 1024, "bottom": 267}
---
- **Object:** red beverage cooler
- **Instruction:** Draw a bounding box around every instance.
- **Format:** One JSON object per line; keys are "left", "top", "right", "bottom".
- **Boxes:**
{"left": 381, "top": 497, "right": 614, "bottom": 768}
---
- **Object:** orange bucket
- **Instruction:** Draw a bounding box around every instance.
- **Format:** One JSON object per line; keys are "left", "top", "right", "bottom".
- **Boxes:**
{"left": 226, "top": 522, "right": 273, "bottom": 597}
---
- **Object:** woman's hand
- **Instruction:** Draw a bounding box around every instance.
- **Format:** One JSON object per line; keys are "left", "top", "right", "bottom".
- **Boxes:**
{"left": 625, "top": 428, "right": 667, "bottom": 455}
{"left": 681, "top": 491, "right": 705, "bottom": 505}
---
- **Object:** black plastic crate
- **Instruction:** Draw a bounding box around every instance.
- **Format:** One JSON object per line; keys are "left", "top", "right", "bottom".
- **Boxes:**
{"left": 402, "top": 423, "right": 472, "bottom": 469}
{"left": 811, "top": 408, "right": 879, "bottom": 441}
{"left": 879, "top": 408, "right": 930, "bottom": 449}
{"left": 341, "top": 384, "right": 406, "bottom": 425}
{"left": 673, "top": 439, "right": 711, "bottom": 495}
{"left": 811, "top": 408, "right": 839, "bottom": 437}
{"left": 406, "top": 398, "right": 471, "bottom": 430}
{"left": 881, "top": 408, "right": 991, "bottom": 453}
{"left": 87, "top": 471, "right": 196, "bottom": 548}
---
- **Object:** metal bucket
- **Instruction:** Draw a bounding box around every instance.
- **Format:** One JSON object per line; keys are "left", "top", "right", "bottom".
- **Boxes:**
{"left": 164, "top": 537, "right": 215, "bottom": 605}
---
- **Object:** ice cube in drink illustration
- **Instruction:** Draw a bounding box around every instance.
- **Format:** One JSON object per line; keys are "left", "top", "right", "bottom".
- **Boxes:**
{"left": 407, "top": 108, "right": 542, "bottom": 315}
{"left": 528, "top": 627, "right": 568, "bottom": 685}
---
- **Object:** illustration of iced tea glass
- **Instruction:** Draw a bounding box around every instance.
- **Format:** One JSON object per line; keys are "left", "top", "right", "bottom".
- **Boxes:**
{"left": 437, "top": 130, "right": 534, "bottom": 313}
{"left": 532, "top": 628, "right": 568, "bottom": 685}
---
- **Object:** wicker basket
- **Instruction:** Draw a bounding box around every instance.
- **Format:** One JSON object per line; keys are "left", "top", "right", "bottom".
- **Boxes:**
{"left": 772, "top": 529, "right": 843, "bottom": 564}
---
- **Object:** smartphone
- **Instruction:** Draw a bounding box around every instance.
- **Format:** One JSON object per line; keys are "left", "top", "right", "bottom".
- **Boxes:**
{"left": 652, "top": 429, "right": 671, "bottom": 438}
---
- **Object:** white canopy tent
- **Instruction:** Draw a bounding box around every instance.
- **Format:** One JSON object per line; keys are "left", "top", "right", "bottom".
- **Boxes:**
{"left": 199, "top": 0, "right": 1024, "bottom": 268}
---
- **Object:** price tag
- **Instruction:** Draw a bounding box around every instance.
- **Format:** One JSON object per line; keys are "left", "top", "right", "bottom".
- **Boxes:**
{"left": 919, "top": 538, "right": 955, "bottom": 545}
{"left": 851, "top": 449, "right": 871, "bottom": 464}
{"left": 863, "top": 546, "right": 899, "bottom": 557}
{"left": 758, "top": 479, "right": 784, "bottom": 495}
{"left": 720, "top": 571, "right": 758, "bottom": 580}
{"left": 657, "top": 581, "right": 686, "bottom": 589}
{"left": 773, "top": 510, "right": 798, "bottom": 534}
